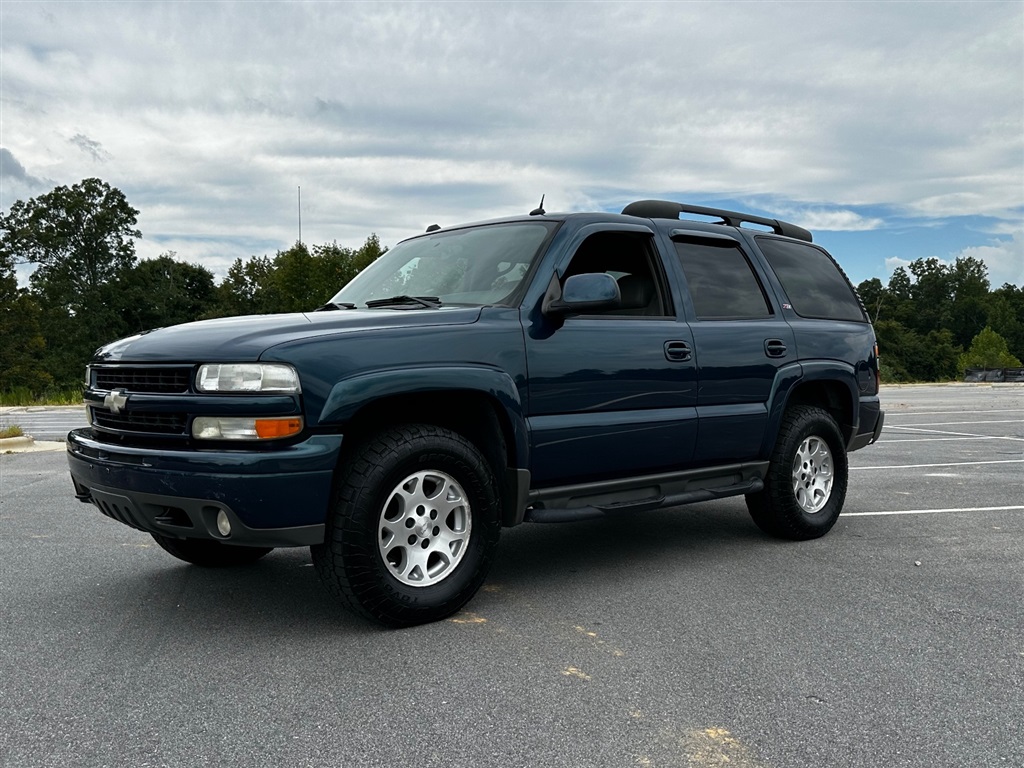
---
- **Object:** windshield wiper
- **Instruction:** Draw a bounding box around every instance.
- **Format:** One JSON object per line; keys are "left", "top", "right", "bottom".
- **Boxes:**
{"left": 313, "top": 301, "right": 357, "bottom": 311}
{"left": 364, "top": 295, "right": 442, "bottom": 309}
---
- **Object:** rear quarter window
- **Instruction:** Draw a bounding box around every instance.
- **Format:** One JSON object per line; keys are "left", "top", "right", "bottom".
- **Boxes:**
{"left": 756, "top": 237, "right": 867, "bottom": 322}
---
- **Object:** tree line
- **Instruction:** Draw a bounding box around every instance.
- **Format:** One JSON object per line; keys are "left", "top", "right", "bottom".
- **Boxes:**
{"left": 856, "top": 260, "right": 1022, "bottom": 381}
{"left": 1, "top": 178, "right": 384, "bottom": 395}
{"left": 2, "top": 177, "right": 1022, "bottom": 397}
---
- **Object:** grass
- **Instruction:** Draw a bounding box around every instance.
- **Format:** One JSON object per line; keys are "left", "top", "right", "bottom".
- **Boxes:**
{"left": 0, "top": 387, "right": 83, "bottom": 407}
{"left": 0, "top": 425, "right": 25, "bottom": 439}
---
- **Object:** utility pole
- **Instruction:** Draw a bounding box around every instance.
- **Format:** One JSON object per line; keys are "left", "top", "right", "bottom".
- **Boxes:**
{"left": 297, "top": 186, "right": 302, "bottom": 246}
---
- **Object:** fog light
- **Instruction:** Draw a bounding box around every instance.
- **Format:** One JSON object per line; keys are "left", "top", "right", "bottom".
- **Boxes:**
{"left": 216, "top": 509, "right": 231, "bottom": 537}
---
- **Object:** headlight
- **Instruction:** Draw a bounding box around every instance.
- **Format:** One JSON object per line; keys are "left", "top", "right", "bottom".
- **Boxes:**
{"left": 192, "top": 416, "right": 304, "bottom": 440}
{"left": 196, "top": 363, "right": 301, "bottom": 393}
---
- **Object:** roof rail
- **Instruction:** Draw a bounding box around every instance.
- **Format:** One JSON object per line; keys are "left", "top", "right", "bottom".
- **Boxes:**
{"left": 621, "top": 200, "right": 813, "bottom": 243}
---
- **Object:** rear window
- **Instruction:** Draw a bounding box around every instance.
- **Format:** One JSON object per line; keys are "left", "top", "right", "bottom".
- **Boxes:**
{"left": 756, "top": 238, "right": 867, "bottom": 322}
{"left": 673, "top": 238, "right": 771, "bottom": 320}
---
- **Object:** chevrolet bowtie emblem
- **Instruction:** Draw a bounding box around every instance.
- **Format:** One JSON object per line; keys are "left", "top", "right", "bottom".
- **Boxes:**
{"left": 103, "top": 389, "right": 129, "bottom": 414}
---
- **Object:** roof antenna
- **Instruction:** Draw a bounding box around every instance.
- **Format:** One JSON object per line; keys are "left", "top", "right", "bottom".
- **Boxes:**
{"left": 529, "top": 195, "right": 546, "bottom": 216}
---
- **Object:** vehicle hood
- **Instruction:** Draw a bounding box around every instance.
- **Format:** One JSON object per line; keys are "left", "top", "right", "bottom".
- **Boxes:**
{"left": 92, "top": 307, "right": 483, "bottom": 362}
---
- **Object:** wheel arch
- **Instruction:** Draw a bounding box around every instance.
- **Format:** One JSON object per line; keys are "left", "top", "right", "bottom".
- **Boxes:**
{"left": 319, "top": 367, "right": 530, "bottom": 526}
{"left": 763, "top": 362, "right": 859, "bottom": 456}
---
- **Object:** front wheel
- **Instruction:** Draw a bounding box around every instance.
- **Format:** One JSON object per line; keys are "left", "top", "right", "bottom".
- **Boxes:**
{"left": 311, "top": 425, "right": 501, "bottom": 627}
{"left": 151, "top": 534, "right": 273, "bottom": 566}
{"left": 746, "top": 405, "right": 849, "bottom": 540}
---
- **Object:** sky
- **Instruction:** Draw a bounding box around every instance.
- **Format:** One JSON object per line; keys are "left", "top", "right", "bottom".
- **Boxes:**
{"left": 1, "top": 1, "right": 1022, "bottom": 290}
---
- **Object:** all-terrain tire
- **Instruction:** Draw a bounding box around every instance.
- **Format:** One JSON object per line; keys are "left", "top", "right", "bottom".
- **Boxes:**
{"left": 310, "top": 424, "right": 501, "bottom": 628}
{"left": 745, "top": 405, "right": 848, "bottom": 540}
{"left": 151, "top": 534, "right": 273, "bottom": 566}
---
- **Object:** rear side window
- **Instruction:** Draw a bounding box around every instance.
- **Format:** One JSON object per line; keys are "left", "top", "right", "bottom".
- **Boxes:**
{"left": 673, "top": 238, "right": 772, "bottom": 319}
{"left": 756, "top": 237, "right": 867, "bottom": 322}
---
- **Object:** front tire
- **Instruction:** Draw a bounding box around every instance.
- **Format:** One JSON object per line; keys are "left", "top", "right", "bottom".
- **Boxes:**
{"left": 311, "top": 425, "right": 501, "bottom": 627}
{"left": 746, "top": 405, "right": 848, "bottom": 540}
{"left": 151, "top": 534, "right": 273, "bottom": 566}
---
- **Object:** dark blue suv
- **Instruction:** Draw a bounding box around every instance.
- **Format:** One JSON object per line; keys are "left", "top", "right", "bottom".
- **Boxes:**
{"left": 67, "top": 200, "right": 884, "bottom": 626}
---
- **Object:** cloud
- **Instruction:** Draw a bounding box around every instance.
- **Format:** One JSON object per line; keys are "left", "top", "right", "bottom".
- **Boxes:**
{"left": 0, "top": 1, "right": 1021, "bottom": 284}
{"left": 882, "top": 232, "right": 1023, "bottom": 288}
{"left": 0, "top": 147, "right": 51, "bottom": 203}
{"left": 884, "top": 256, "right": 913, "bottom": 276}
{"left": 69, "top": 134, "right": 111, "bottom": 163}
{"left": 778, "top": 208, "right": 885, "bottom": 232}
{"left": 0, "top": 148, "right": 31, "bottom": 181}
{"left": 956, "top": 233, "right": 1024, "bottom": 288}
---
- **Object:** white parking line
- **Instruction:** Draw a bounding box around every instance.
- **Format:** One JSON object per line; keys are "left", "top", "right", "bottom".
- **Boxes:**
{"left": 884, "top": 408, "right": 1024, "bottom": 417}
{"left": 884, "top": 426, "right": 1024, "bottom": 442}
{"left": 886, "top": 419, "right": 1024, "bottom": 426}
{"left": 844, "top": 505, "right": 1024, "bottom": 517}
{"left": 880, "top": 436, "right": 997, "bottom": 443}
{"left": 851, "top": 459, "right": 1024, "bottom": 470}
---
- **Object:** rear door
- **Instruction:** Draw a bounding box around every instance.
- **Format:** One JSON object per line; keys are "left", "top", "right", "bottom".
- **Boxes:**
{"left": 667, "top": 231, "right": 796, "bottom": 462}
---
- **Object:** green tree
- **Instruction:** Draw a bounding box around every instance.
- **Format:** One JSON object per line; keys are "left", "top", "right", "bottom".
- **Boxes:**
{"left": 957, "top": 326, "right": 1022, "bottom": 373}
{"left": 946, "top": 256, "right": 990, "bottom": 348}
{"left": 884, "top": 267, "right": 915, "bottom": 327}
{"left": 0, "top": 249, "right": 51, "bottom": 394}
{"left": 856, "top": 278, "right": 885, "bottom": 323}
{"left": 210, "top": 255, "right": 274, "bottom": 317}
{"left": 265, "top": 243, "right": 324, "bottom": 314}
{"left": 905, "top": 257, "right": 951, "bottom": 335}
{"left": 209, "top": 235, "right": 386, "bottom": 317}
{"left": 0, "top": 178, "right": 142, "bottom": 386}
{"left": 2, "top": 178, "right": 140, "bottom": 309}
{"left": 352, "top": 233, "right": 386, "bottom": 273}
{"left": 120, "top": 253, "right": 217, "bottom": 332}
{"left": 986, "top": 284, "right": 1024, "bottom": 362}
{"left": 874, "top": 320, "right": 960, "bottom": 382}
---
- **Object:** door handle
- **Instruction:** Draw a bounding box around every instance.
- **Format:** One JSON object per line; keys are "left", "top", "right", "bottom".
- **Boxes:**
{"left": 764, "top": 339, "right": 788, "bottom": 358}
{"left": 665, "top": 341, "right": 692, "bottom": 362}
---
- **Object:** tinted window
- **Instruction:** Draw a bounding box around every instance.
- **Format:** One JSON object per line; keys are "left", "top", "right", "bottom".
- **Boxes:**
{"left": 757, "top": 237, "right": 866, "bottom": 322}
{"left": 673, "top": 238, "right": 771, "bottom": 319}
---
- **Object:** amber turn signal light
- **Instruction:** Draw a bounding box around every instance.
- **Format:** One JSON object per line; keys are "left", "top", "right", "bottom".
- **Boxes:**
{"left": 255, "top": 417, "right": 303, "bottom": 439}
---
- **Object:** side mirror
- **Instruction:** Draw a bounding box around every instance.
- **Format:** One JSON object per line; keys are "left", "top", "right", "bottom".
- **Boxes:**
{"left": 542, "top": 272, "right": 621, "bottom": 316}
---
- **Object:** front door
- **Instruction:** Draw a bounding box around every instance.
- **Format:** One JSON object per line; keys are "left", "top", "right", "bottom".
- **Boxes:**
{"left": 524, "top": 227, "right": 699, "bottom": 487}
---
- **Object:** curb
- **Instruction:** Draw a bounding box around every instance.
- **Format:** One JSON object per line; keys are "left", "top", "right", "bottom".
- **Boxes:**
{"left": 0, "top": 435, "right": 66, "bottom": 454}
{"left": 0, "top": 404, "right": 86, "bottom": 414}
{"left": 0, "top": 436, "right": 35, "bottom": 450}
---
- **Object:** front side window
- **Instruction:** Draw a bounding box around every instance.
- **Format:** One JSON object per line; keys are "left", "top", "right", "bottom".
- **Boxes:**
{"left": 561, "top": 231, "right": 671, "bottom": 317}
{"left": 756, "top": 237, "right": 867, "bottom": 322}
{"left": 674, "top": 237, "right": 771, "bottom": 320}
{"left": 330, "top": 222, "right": 557, "bottom": 307}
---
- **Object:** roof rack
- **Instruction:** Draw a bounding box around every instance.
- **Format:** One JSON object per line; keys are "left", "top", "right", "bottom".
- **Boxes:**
{"left": 621, "top": 200, "right": 812, "bottom": 243}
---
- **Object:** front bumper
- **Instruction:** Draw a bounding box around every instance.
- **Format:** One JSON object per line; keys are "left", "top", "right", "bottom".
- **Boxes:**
{"left": 67, "top": 428, "right": 343, "bottom": 547}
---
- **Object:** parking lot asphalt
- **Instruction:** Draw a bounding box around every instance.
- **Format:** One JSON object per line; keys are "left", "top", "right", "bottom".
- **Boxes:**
{"left": 1, "top": 385, "right": 1021, "bottom": 768}
{"left": 0, "top": 406, "right": 87, "bottom": 443}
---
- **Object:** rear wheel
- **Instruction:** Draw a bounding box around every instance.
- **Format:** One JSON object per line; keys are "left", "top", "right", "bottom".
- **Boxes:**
{"left": 311, "top": 424, "right": 501, "bottom": 627}
{"left": 746, "top": 405, "right": 848, "bottom": 540}
{"left": 151, "top": 534, "right": 273, "bottom": 566}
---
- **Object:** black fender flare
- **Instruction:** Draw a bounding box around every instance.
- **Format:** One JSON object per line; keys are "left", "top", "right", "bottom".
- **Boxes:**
{"left": 318, "top": 365, "right": 530, "bottom": 471}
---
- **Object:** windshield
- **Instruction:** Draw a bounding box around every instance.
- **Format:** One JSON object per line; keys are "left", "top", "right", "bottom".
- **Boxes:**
{"left": 328, "top": 221, "right": 557, "bottom": 308}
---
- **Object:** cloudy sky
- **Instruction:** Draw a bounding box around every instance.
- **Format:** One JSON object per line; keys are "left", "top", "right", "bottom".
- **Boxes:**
{"left": 2, "top": 1, "right": 1022, "bottom": 289}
